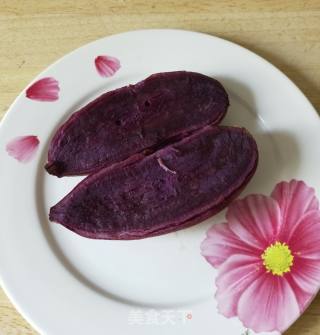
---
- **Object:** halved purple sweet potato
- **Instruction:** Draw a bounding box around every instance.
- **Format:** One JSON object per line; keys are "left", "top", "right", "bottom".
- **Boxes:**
{"left": 45, "top": 71, "right": 229, "bottom": 177}
{"left": 49, "top": 126, "right": 258, "bottom": 240}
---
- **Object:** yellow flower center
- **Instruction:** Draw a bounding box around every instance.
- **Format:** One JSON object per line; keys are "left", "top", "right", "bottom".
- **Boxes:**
{"left": 261, "top": 241, "right": 294, "bottom": 276}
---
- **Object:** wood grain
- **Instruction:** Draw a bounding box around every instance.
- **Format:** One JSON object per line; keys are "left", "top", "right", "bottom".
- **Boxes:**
{"left": 0, "top": 1, "right": 319, "bottom": 334}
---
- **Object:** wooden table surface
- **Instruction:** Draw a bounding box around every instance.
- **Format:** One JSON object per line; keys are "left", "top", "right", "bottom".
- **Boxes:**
{"left": 0, "top": 1, "right": 319, "bottom": 334}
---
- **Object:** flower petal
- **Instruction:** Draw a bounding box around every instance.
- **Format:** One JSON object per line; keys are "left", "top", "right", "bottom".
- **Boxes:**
{"left": 201, "top": 222, "right": 260, "bottom": 268}
{"left": 6, "top": 135, "right": 40, "bottom": 163}
{"left": 26, "top": 77, "right": 60, "bottom": 101}
{"left": 286, "top": 267, "right": 316, "bottom": 311}
{"left": 272, "top": 180, "right": 319, "bottom": 239}
{"left": 287, "top": 210, "right": 320, "bottom": 259}
{"left": 288, "top": 257, "right": 320, "bottom": 296}
{"left": 95, "top": 55, "right": 121, "bottom": 77}
{"left": 237, "top": 274, "right": 300, "bottom": 333}
{"left": 215, "top": 254, "right": 262, "bottom": 318}
{"left": 226, "top": 195, "right": 282, "bottom": 250}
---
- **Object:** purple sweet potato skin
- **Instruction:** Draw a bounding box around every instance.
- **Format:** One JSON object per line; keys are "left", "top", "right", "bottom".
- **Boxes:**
{"left": 49, "top": 126, "right": 258, "bottom": 240}
{"left": 45, "top": 71, "right": 229, "bottom": 177}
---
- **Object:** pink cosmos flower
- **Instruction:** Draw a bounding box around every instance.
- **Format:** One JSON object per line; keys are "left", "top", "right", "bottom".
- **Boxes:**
{"left": 26, "top": 77, "right": 60, "bottom": 101}
{"left": 201, "top": 180, "right": 320, "bottom": 333}
{"left": 6, "top": 135, "right": 40, "bottom": 163}
{"left": 95, "top": 55, "right": 121, "bottom": 77}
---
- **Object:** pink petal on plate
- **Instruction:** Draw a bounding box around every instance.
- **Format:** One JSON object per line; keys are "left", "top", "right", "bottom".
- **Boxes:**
{"left": 286, "top": 257, "right": 320, "bottom": 311}
{"left": 237, "top": 274, "right": 300, "bottom": 333}
{"left": 226, "top": 195, "right": 282, "bottom": 250}
{"left": 6, "top": 135, "right": 40, "bottom": 163}
{"left": 288, "top": 257, "right": 320, "bottom": 298}
{"left": 272, "top": 180, "right": 319, "bottom": 239}
{"left": 284, "top": 210, "right": 320, "bottom": 308}
{"left": 95, "top": 55, "right": 121, "bottom": 77}
{"left": 215, "top": 254, "right": 262, "bottom": 318}
{"left": 26, "top": 77, "right": 60, "bottom": 101}
{"left": 287, "top": 210, "right": 320, "bottom": 260}
{"left": 286, "top": 272, "right": 314, "bottom": 311}
{"left": 201, "top": 222, "right": 261, "bottom": 268}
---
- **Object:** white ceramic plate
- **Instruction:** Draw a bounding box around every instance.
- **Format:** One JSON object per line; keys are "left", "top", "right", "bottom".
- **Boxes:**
{"left": 0, "top": 29, "right": 319, "bottom": 335}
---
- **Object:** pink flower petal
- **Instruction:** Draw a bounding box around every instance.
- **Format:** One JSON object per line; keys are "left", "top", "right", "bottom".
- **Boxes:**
{"left": 6, "top": 136, "right": 39, "bottom": 163}
{"left": 215, "top": 255, "right": 262, "bottom": 318}
{"left": 201, "top": 222, "right": 261, "bottom": 268}
{"left": 288, "top": 257, "right": 320, "bottom": 295}
{"left": 272, "top": 180, "right": 319, "bottom": 240}
{"left": 95, "top": 55, "right": 121, "bottom": 77}
{"left": 226, "top": 195, "right": 282, "bottom": 250}
{"left": 285, "top": 273, "right": 316, "bottom": 313}
{"left": 288, "top": 210, "right": 320, "bottom": 259}
{"left": 281, "top": 211, "right": 320, "bottom": 308}
{"left": 26, "top": 77, "right": 60, "bottom": 101}
{"left": 237, "top": 274, "right": 300, "bottom": 333}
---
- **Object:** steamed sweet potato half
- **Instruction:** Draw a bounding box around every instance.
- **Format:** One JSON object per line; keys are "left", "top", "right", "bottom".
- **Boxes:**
{"left": 45, "top": 71, "right": 229, "bottom": 177}
{"left": 50, "top": 126, "right": 258, "bottom": 239}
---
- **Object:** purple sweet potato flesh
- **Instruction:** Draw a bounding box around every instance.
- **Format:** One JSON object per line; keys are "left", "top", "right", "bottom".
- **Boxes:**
{"left": 45, "top": 71, "right": 229, "bottom": 177}
{"left": 49, "top": 126, "right": 258, "bottom": 240}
